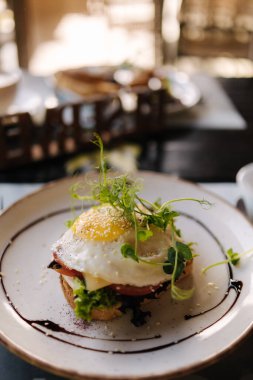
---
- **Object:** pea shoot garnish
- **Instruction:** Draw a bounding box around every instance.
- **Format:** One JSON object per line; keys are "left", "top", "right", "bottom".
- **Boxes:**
{"left": 69, "top": 134, "right": 213, "bottom": 301}
{"left": 202, "top": 247, "right": 253, "bottom": 274}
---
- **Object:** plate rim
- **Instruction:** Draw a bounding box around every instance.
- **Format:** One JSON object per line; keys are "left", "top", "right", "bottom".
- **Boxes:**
{"left": 1, "top": 171, "right": 253, "bottom": 380}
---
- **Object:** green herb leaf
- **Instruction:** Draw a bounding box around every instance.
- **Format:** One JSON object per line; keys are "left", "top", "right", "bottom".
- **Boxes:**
{"left": 226, "top": 248, "right": 240, "bottom": 265}
{"left": 64, "top": 219, "right": 76, "bottom": 228}
{"left": 121, "top": 243, "right": 139, "bottom": 262}
{"left": 163, "top": 247, "right": 186, "bottom": 280}
{"left": 73, "top": 278, "right": 119, "bottom": 321}
{"left": 202, "top": 247, "right": 241, "bottom": 274}
{"left": 137, "top": 229, "right": 153, "bottom": 242}
{"left": 163, "top": 260, "right": 173, "bottom": 274}
{"left": 163, "top": 247, "right": 176, "bottom": 275}
{"left": 176, "top": 242, "right": 193, "bottom": 260}
{"left": 146, "top": 209, "right": 179, "bottom": 231}
{"left": 168, "top": 226, "right": 195, "bottom": 301}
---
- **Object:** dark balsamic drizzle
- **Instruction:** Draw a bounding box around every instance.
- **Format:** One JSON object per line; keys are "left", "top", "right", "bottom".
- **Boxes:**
{"left": 0, "top": 208, "right": 243, "bottom": 354}
{"left": 185, "top": 279, "right": 243, "bottom": 321}
{"left": 27, "top": 320, "right": 160, "bottom": 342}
{"left": 179, "top": 212, "right": 243, "bottom": 321}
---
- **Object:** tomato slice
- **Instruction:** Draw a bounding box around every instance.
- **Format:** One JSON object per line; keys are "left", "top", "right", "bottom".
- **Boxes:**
{"left": 110, "top": 283, "right": 161, "bottom": 296}
{"left": 52, "top": 252, "right": 83, "bottom": 278}
{"left": 55, "top": 266, "right": 82, "bottom": 278}
{"left": 52, "top": 251, "right": 161, "bottom": 293}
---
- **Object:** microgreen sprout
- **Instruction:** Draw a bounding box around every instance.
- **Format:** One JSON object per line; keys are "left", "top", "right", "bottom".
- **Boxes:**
{"left": 65, "top": 219, "right": 76, "bottom": 228}
{"left": 69, "top": 134, "right": 213, "bottom": 301}
{"left": 168, "top": 228, "right": 194, "bottom": 300}
{"left": 202, "top": 247, "right": 253, "bottom": 274}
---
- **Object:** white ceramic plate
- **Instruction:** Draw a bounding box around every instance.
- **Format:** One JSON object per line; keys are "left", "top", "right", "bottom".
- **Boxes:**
{"left": 1, "top": 172, "right": 253, "bottom": 380}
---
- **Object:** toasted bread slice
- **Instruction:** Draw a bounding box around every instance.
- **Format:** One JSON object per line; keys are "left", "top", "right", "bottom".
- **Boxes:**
{"left": 60, "top": 259, "right": 193, "bottom": 322}
{"left": 60, "top": 275, "right": 122, "bottom": 321}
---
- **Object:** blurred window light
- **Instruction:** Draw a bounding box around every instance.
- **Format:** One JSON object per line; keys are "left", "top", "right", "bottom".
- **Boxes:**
{"left": 0, "top": 0, "right": 6, "bottom": 13}
{"left": 0, "top": 9, "right": 14, "bottom": 34}
{"left": 177, "top": 56, "right": 253, "bottom": 78}
{"left": 22, "top": 2, "right": 155, "bottom": 75}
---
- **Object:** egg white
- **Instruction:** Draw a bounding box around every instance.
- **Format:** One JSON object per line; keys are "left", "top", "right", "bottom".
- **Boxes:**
{"left": 52, "top": 227, "right": 172, "bottom": 287}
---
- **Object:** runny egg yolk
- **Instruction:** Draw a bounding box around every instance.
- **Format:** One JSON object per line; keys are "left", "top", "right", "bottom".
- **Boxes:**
{"left": 72, "top": 205, "right": 131, "bottom": 242}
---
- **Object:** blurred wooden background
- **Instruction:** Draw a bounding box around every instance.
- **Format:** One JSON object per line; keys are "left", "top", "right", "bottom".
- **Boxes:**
{"left": 179, "top": 0, "right": 253, "bottom": 59}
